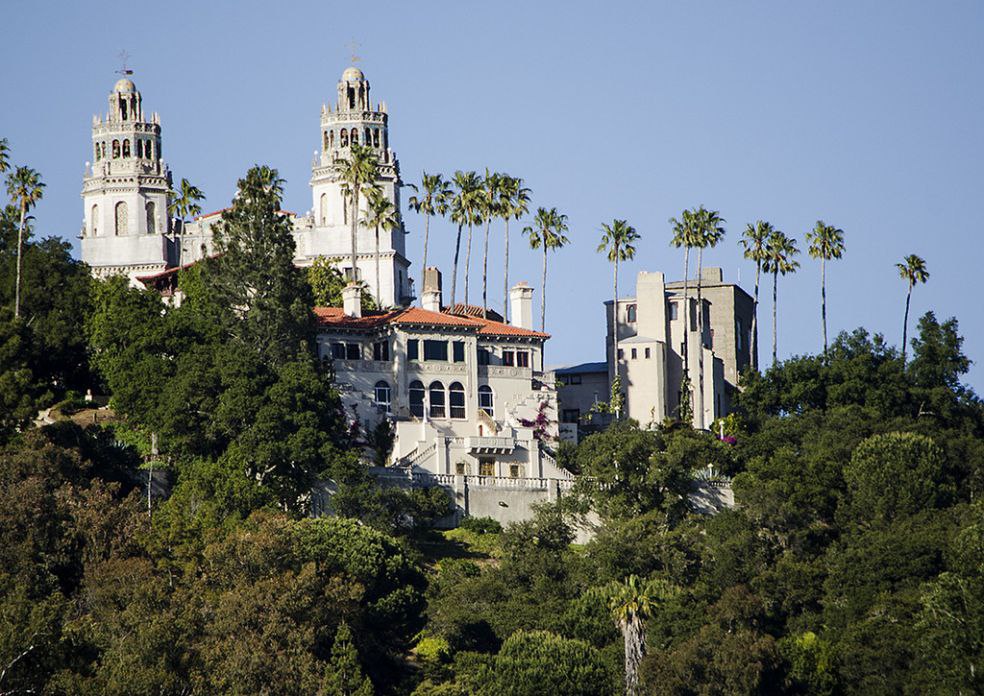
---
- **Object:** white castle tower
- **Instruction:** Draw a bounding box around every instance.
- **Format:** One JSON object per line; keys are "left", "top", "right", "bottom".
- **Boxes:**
{"left": 306, "top": 66, "right": 413, "bottom": 306}
{"left": 80, "top": 77, "right": 173, "bottom": 279}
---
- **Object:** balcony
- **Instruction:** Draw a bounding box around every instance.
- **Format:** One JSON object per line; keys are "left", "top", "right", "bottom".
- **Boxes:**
{"left": 465, "top": 436, "right": 515, "bottom": 454}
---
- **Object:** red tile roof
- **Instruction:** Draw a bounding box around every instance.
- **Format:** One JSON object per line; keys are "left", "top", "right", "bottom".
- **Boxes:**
{"left": 313, "top": 305, "right": 549, "bottom": 339}
{"left": 443, "top": 303, "right": 504, "bottom": 323}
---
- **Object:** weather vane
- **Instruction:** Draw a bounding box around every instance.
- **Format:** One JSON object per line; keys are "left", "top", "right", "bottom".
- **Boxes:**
{"left": 347, "top": 40, "right": 361, "bottom": 65}
{"left": 116, "top": 50, "right": 133, "bottom": 76}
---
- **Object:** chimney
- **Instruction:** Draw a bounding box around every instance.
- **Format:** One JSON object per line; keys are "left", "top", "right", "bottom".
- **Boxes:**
{"left": 342, "top": 283, "right": 362, "bottom": 318}
{"left": 422, "top": 289, "right": 441, "bottom": 312}
{"left": 423, "top": 266, "right": 442, "bottom": 295}
{"left": 510, "top": 282, "right": 534, "bottom": 330}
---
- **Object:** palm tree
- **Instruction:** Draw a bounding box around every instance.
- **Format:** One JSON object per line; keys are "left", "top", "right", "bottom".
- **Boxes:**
{"left": 896, "top": 254, "right": 929, "bottom": 364}
{"left": 406, "top": 172, "right": 451, "bottom": 304}
{"left": 167, "top": 178, "right": 206, "bottom": 264}
{"left": 604, "top": 575, "right": 678, "bottom": 696}
{"left": 739, "top": 220, "right": 773, "bottom": 371}
{"left": 597, "top": 219, "right": 640, "bottom": 406}
{"left": 806, "top": 220, "right": 846, "bottom": 357}
{"left": 363, "top": 188, "right": 399, "bottom": 306}
{"left": 0, "top": 138, "right": 9, "bottom": 175}
{"left": 762, "top": 231, "right": 800, "bottom": 367}
{"left": 335, "top": 143, "right": 379, "bottom": 287}
{"left": 449, "top": 170, "right": 482, "bottom": 307}
{"left": 480, "top": 169, "right": 504, "bottom": 317}
{"left": 669, "top": 208, "right": 701, "bottom": 397}
{"left": 523, "top": 207, "right": 569, "bottom": 331}
{"left": 6, "top": 166, "right": 45, "bottom": 319}
{"left": 692, "top": 206, "right": 726, "bottom": 420}
{"left": 499, "top": 175, "right": 531, "bottom": 321}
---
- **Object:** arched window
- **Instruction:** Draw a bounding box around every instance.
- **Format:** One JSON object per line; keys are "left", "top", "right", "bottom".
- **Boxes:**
{"left": 148, "top": 140, "right": 155, "bottom": 159}
{"left": 114, "top": 201, "right": 128, "bottom": 236}
{"left": 429, "top": 381, "right": 446, "bottom": 418}
{"left": 112, "top": 140, "right": 120, "bottom": 159}
{"left": 330, "top": 130, "right": 335, "bottom": 148}
{"left": 94, "top": 143, "right": 101, "bottom": 161}
{"left": 100, "top": 142, "right": 106, "bottom": 159}
{"left": 320, "top": 194, "right": 328, "bottom": 225}
{"left": 449, "top": 382, "right": 466, "bottom": 419}
{"left": 409, "top": 380, "right": 425, "bottom": 418}
{"left": 122, "top": 139, "right": 131, "bottom": 158}
{"left": 365, "top": 127, "right": 371, "bottom": 145}
{"left": 323, "top": 131, "right": 329, "bottom": 151}
{"left": 91, "top": 205, "right": 98, "bottom": 236}
{"left": 340, "top": 129, "right": 349, "bottom": 147}
{"left": 374, "top": 380, "right": 392, "bottom": 412}
{"left": 119, "top": 100, "right": 127, "bottom": 121}
{"left": 135, "top": 140, "right": 142, "bottom": 158}
{"left": 373, "top": 129, "right": 380, "bottom": 148}
{"left": 478, "top": 385, "right": 494, "bottom": 417}
{"left": 626, "top": 304, "right": 637, "bottom": 323}
{"left": 350, "top": 128, "right": 358, "bottom": 145}
{"left": 145, "top": 202, "right": 156, "bottom": 234}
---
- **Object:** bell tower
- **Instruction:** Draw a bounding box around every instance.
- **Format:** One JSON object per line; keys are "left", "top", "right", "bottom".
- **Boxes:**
{"left": 307, "top": 66, "right": 412, "bottom": 306}
{"left": 81, "top": 76, "right": 172, "bottom": 279}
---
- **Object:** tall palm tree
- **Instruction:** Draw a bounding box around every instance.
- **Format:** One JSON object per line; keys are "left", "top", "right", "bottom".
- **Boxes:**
{"left": 762, "top": 230, "right": 800, "bottom": 367}
{"left": 806, "top": 220, "right": 846, "bottom": 357}
{"left": 896, "top": 254, "right": 929, "bottom": 364}
{"left": 739, "top": 220, "right": 773, "bottom": 371}
{"left": 597, "top": 219, "right": 640, "bottom": 406}
{"left": 692, "top": 206, "right": 726, "bottom": 420}
{"left": 604, "top": 575, "right": 678, "bottom": 696}
{"left": 523, "top": 207, "right": 569, "bottom": 331}
{"left": 449, "top": 170, "right": 482, "bottom": 306}
{"left": 669, "top": 208, "right": 701, "bottom": 395}
{"left": 167, "top": 178, "right": 206, "bottom": 264}
{"left": 480, "top": 169, "right": 504, "bottom": 317}
{"left": 6, "top": 166, "right": 45, "bottom": 319}
{"left": 363, "top": 188, "right": 399, "bottom": 306}
{"left": 335, "top": 143, "right": 379, "bottom": 287}
{"left": 0, "top": 138, "right": 9, "bottom": 175}
{"left": 500, "top": 175, "right": 531, "bottom": 321}
{"left": 406, "top": 172, "right": 451, "bottom": 304}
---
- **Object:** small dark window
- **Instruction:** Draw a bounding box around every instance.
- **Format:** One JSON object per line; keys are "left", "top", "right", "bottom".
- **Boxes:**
{"left": 627, "top": 304, "right": 637, "bottom": 322}
{"left": 409, "top": 380, "right": 425, "bottom": 418}
{"left": 509, "top": 464, "right": 522, "bottom": 478}
{"left": 452, "top": 341, "right": 465, "bottom": 363}
{"left": 424, "top": 340, "right": 448, "bottom": 361}
{"left": 331, "top": 343, "right": 346, "bottom": 359}
{"left": 449, "top": 382, "right": 466, "bottom": 419}
{"left": 477, "top": 348, "right": 490, "bottom": 366}
{"left": 570, "top": 374, "right": 582, "bottom": 385}
{"left": 669, "top": 302, "right": 679, "bottom": 321}
{"left": 562, "top": 408, "right": 581, "bottom": 423}
{"left": 429, "top": 381, "right": 446, "bottom": 418}
{"left": 373, "top": 340, "right": 390, "bottom": 361}
{"left": 374, "top": 381, "right": 391, "bottom": 411}
{"left": 617, "top": 349, "right": 624, "bottom": 360}
{"left": 645, "top": 347, "right": 651, "bottom": 359}
{"left": 631, "top": 348, "right": 637, "bottom": 359}
{"left": 502, "top": 350, "right": 515, "bottom": 367}
{"left": 516, "top": 351, "right": 529, "bottom": 368}
{"left": 407, "top": 339, "right": 419, "bottom": 361}
{"left": 346, "top": 343, "right": 361, "bottom": 360}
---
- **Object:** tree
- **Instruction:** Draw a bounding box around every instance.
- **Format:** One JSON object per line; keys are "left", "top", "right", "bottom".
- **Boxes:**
{"left": 669, "top": 209, "right": 700, "bottom": 407}
{"left": 480, "top": 170, "right": 504, "bottom": 318}
{"left": 896, "top": 253, "right": 929, "bottom": 364}
{"left": 479, "top": 630, "right": 613, "bottom": 696}
{"left": 806, "top": 220, "right": 845, "bottom": 357}
{"left": 320, "top": 621, "right": 373, "bottom": 696}
{"left": 693, "top": 206, "right": 726, "bottom": 420}
{"left": 522, "top": 207, "right": 569, "bottom": 331}
{"left": 740, "top": 221, "right": 773, "bottom": 372}
{"left": 6, "top": 166, "right": 44, "bottom": 318}
{"left": 597, "top": 218, "right": 640, "bottom": 409}
{"left": 335, "top": 143, "right": 380, "bottom": 289}
{"left": 500, "top": 175, "right": 531, "bottom": 321}
{"left": 407, "top": 172, "right": 452, "bottom": 305}
{"left": 167, "top": 177, "right": 205, "bottom": 245}
{"left": 307, "top": 256, "right": 377, "bottom": 311}
{"left": 450, "top": 170, "right": 483, "bottom": 306}
{"left": 762, "top": 230, "right": 799, "bottom": 366}
{"left": 0, "top": 138, "right": 9, "bottom": 175}
{"left": 363, "top": 187, "right": 399, "bottom": 306}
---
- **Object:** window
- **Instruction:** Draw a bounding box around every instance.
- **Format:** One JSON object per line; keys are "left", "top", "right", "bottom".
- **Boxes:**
{"left": 345, "top": 343, "right": 361, "bottom": 360}
{"left": 409, "top": 381, "right": 425, "bottom": 418}
{"left": 617, "top": 348, "right": 624, "bottom": 360}
{"left": 424, "top": 340, "right": 448, "bottom": 361}
{"left": 373, "top": 340, "right": 390, "bottom": 361}
{"left": 91, "top": 205, "right": 98, "bottom": 236}
{"left": 455, "top": 461, "right": 467, "bottom": 475}
{"left": 452, "top": 341, "right": 465, "bottom": 363}
{"left": 145, "top": 202, "right": 156, "bottom": 234}
{"left": 645, "top": 347, "right": 651, "bottom": 359}
{"left": 562, "top": 408, "right": 581, "bottom": 423}
{"left": 429, "top": 381, "right": 446, "bottom": 418}
{"left": 627, "top": 304, "right": 637, "bottom": 322}
{"left": 122, "top": 139, "right": 131, "bottom": 158}
{"left": 631, "top": 348, "right": 637, "bottom": 359}
{"left": 407, "top": 339, "right": 419, "bottom": 361}
{"left": 350, "top": 127, "right": 358, "bottom": 144}
{"left": 320, "top": 193, "right": 328, "bottom": 225}
{"left": 114, "top": 202, "right": 128, "bottom": 236}
{"left": 374, "top": 381, "right": 391, "bottom": 411}
{"left": 479, "top": 459, "right": 495, "bottom": 477}
{"left": 477, "top": 348, "right": 490, "bottom": 366}
{"left": 516, "top": 351, "right": 529, "bottom": 368}
{"left": 449, "top": 382, "right": 466, "bottom": 419}
{"left": 669, "top": 302, "right": 679, "bottom": 321}
{"left": 509, "top": 464, "right": 522, "bottom": 478}
{"left": 736, "top": 319, "right": 745, "bottom": 351}
{"left": 502, "top": 350, "right": 515, "bottom": 367}
{"left": 331, "top": 342, "right": 346, "bottom": 359}
{"left": 340, "top": 129, "right": 349, "bottom": 147}
{"left": 478, "top": 385, "right": 494, "bottom": 417}
{"left": 373, "top": 129, "right": 380, "bottom": 147}
{"left": 562, "top": 374, "right": 582, "bottom": 385}
{"left": 112, "top": 140, "right": 120, "bottom": 159}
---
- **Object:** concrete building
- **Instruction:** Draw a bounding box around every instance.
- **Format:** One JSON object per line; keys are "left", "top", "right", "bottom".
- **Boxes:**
{"left": 81, "top": 68, "right": 413, "bottom": 307}
{"left": 558, "top": 267, "right": 754, "bottom": 436}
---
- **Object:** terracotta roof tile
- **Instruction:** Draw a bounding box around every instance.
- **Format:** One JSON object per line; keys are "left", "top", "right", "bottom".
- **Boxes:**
{"left": 312, "top": 305, "right": 549, "bottom": 339}
{"left": 443, "top": 304, "right": 504, "bottom": 323}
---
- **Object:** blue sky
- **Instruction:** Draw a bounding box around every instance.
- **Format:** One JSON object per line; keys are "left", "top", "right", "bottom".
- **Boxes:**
{"left": 2, "top": 1, "right": 982, "bottom": 389}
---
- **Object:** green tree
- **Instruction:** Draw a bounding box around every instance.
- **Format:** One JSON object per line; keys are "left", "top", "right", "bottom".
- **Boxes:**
{"left": 335, "top": 143, "right": 380, "bottom": 288}
{"left": 896, "top": 253, "right": 929, "bottom": 364}
{"left": 762, "top": 230, "right": 800, "bottom": 366}
{"left": 693, "top": 206, "right": 726, "bottom": 418}
{"left": 450, "top": 170, "right": 483, "bottom": 307}
{"left": 407, "top": 172, "right": 452, "bottom": 305}
{"left": 522, "top": 207, "right": 569, "bottom": 331}
{"left": 806, "top": 220, "right": 846, "bottom": 357}
{"left": 740, "top": 220, "right": 773, "bottom": 372}
{"left": 363, "top": 187, "right": 399, "bottom": 306}
{"left": 6, "top": 165, "right": 45, "bottom": 318}
{"left": 598, "top": 219, "right": 640, "bottom": 407}
{"left": 500, "top": 175, "right": 531, "bottom": 321}
{"left": 669, "top": 209, "right": 701, "bottom": 404}
{"left": 307, "top": 256, "right": 377, "bottom": 310}
{"left": 321, "top": 621, "right": 373, "bottom": 696}
{"left": 167, "top": 177, "right": 205, "bottom": 263}
{"left": 479, "top": 630, "right": 613, "bottom": 696}
{"left": 479, "top": 169, "right": 504, "bottom": 317}
{"left": 0, "top": 138, "right": 9, "bottom": 174}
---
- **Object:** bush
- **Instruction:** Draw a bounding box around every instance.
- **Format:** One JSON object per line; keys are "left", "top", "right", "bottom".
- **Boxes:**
{"left": 459, "top": 516, "right": 503, "bottom": 535}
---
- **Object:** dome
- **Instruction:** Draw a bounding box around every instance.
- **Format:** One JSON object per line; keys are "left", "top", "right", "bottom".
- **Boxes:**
{"left": 114, "top": 77, "right": 136, "bottom": 93}
{"left": 341, "top": 66, "right": 364, "bottom": 82}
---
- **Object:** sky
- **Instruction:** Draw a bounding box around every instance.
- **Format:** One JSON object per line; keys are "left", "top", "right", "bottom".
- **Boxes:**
{"left": 2, "top": 1, "right": 982, "bottom": 389}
